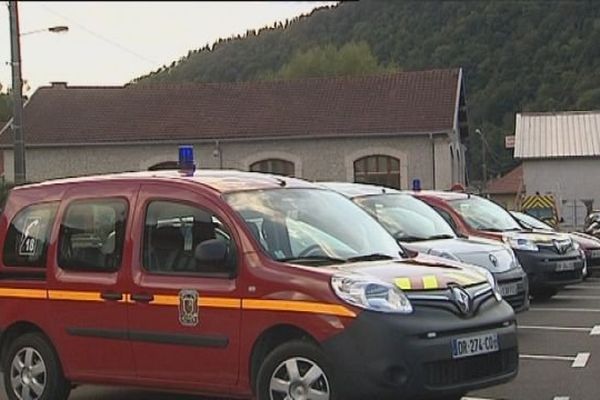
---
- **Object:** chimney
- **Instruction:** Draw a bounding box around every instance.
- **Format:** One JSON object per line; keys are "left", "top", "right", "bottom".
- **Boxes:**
{"left": 50, "top": 82, "right": 67, "bottom": 89}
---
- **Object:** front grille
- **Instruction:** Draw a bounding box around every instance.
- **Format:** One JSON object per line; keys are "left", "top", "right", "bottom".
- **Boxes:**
{"left": 504, "top": 292, "right": 527, "bottom": 310}
{"left": 424, "top": 349, "right": 518, "bottom": 388}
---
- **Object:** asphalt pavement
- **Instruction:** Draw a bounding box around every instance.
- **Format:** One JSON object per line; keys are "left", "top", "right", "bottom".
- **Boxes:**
{"left": 1, "top": 278, "right": 600, "bottom": 400}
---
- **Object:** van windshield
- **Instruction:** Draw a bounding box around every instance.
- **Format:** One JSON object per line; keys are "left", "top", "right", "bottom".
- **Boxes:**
{"left": 354, "top": 194, "right": 457, "bottom": 242}
{"left": 449, "top": 196, "right": 522, "bottom": 232}
{"left": 225, "top": 188, "right": 402, "bottom": 265}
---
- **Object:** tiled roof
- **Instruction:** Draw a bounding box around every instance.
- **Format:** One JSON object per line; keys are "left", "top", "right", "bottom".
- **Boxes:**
{"left": 486, "top": 164, "right": 523, "bottom": 194}
{"left": 0, "top": 69, "right": 462, "bottom": 146}
{"left": 515, "top": 111, "right": 600, "bottom": 159}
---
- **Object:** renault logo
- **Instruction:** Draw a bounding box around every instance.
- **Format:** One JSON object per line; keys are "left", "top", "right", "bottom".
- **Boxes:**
{"left": 450, "top": 286, "right": 472, "bottom": 315}
{"left": 489, "top": 254, "right": 499, "bottom": 268}
{"left": 554, "top": 239, "right": 571, "bottom": 254}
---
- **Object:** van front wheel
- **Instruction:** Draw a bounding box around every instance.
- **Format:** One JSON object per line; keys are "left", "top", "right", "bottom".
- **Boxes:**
{"left": 256, "top": 340, "right": 336, "bottom": 400}
{"left": 2, "top": 333, "right": 70, "bottom": 400}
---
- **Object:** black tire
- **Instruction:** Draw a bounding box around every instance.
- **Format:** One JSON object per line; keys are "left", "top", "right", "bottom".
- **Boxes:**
{"left": 531, "top": 287, "right": 558, "bottom": 300}
{"left": 256, "top": 340, "right": 337, "bottom": 400}
{"left": 2, "top": 332, "right": 70, "bottom": 400}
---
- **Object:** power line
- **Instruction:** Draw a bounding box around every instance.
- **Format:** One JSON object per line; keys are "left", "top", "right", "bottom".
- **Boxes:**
{"left": 37, "top": 3, "right": 159, "bottom": 66}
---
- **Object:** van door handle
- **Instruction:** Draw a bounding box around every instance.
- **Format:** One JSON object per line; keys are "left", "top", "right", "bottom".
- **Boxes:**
{"left": 100, "top": 291, "right": 123, "bottom": 301}
{"left": 130, "top": 293, "right": 154, "bottom": 303}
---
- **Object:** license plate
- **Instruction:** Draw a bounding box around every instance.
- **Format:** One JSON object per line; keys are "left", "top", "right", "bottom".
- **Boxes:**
{"left": 500, "top": 283, "right": 518, "bottom": 297}
{"left": 556, "top": 261, "right": 576, "bottom": 271}
{"left": 452, "top": 333, "right": 499, "bottom": 359}
{"left": 591, "top": 250, "right": 600, "bottom": 259}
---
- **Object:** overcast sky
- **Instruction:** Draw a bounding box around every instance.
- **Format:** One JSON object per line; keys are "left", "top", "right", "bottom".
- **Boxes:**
{"left": 0, "top": 1, "right": 336, "bottom": 93}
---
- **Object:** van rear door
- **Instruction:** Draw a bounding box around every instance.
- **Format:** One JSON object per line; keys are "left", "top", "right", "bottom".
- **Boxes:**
{"left": 46, "top": 183, "right": 137, "bottom": 380}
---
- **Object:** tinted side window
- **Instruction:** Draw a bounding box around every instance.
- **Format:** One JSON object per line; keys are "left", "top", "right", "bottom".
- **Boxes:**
{"left": 58, "top": 199, "right": 128, "bottom": 272}
{"left": 143, "top": 201, "right": 236, "bottom": 276}
{"left": 3, "top": 202, "right": 58, "bottom": 267}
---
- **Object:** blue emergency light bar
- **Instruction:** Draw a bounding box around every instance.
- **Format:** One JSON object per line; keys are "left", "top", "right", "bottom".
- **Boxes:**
{"left": 412, "top": 178, "right": 421, "bottom": 191}
{"left": 179, "top": 145, "right": 196, "bottom": 176}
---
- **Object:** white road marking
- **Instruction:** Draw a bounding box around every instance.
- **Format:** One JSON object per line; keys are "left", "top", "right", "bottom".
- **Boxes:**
{"left": 520, "top": 354, "right": 576, "bottom": 362}
{"left": 567, "top": 285, "right": 600, "bottom": 289}
{"left": 553, "top": 397, "right": 570, "bottom": 400}
{"left": 572, "top": 352, "right": 590, "bottom": 368}
{"left": 554, "top": 295, "right": 600, "bottom": 300}
{"left": 462, "top": 397, "right": 496, "bottom": 400}
{"left": 591, "top": 325, "right": 600, "bottom": 335}
{"left": 519, "top": 325, "right": 590, "bottom": 333}
{"left": 530, "top": 307, "right": 600, "bottom": 313}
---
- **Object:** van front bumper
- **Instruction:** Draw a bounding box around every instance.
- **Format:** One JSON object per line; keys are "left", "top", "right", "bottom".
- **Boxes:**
{"left": 322, "top": 300, "right": 518, "bottom": 400}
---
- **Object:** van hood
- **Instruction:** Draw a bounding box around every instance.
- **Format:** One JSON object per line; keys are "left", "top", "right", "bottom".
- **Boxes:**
{"left": 403, "top": 238, "right": 517, "bottom": 273}
{"left": 327, "top": 253, "right": 489, "bottom": 291}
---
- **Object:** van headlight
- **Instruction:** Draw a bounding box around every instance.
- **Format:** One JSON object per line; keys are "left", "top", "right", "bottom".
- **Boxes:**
{"left": 504, "top": 236, "right": 539, "bottom": 252}
{"left": 467, "top": 265, "right": 502, "bottom": 302}
{"left": 482, "top": 268, "right": 502, "bottom": 302}
{"left": 331, "top": 274, "right": 413, "bottom": 314}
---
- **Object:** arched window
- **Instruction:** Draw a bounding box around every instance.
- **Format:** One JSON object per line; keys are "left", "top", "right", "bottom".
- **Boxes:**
{"left": 250, "top": 159, "right": 295, "bottom": 176}
{"left": 354, "top": 155, "right": 401, "bottom": 189}
{"left": 148, "top": 161, "right": 179, "bottom": 171}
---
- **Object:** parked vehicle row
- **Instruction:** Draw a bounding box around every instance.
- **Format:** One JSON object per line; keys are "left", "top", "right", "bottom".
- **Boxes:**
{"left": 413, "top": 191, "right": 586, "bottom": 300}
{"left": 0, "top": 164, "right": 518, "bottom": 400}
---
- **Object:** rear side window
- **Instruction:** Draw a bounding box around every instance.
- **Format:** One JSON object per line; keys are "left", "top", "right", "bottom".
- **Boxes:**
{"left": 3, "top": 202, "right": 59, "bottom": 267}
{"left": 58, "top": 199, "right": 128, "bottom": 272}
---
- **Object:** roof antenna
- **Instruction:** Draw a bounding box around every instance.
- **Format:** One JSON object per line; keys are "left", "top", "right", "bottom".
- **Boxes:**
{"left": 276, "top": 178, "right": 287, "bottom": 187}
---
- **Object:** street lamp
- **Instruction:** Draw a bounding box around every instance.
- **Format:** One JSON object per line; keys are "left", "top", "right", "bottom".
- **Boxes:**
{"left": 8, "top": 0, "right": 68, "bottom": 184}
{"left": 475, "top": 128, "right": 487, "bottom": 191}
{"left": 21, "top": 25, "right": 69, "bottom": 36}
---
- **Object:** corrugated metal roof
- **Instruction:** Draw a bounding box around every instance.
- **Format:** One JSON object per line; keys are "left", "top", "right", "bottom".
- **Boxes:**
{"left": 514, "top": 111, "right": 600, "bottom": 159}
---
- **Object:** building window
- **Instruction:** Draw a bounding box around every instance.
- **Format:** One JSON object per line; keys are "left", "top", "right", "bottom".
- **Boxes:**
{"left": 58, "top": 199, "right": 128, "bottom": 272}
{"left": 250, "top": 159, "right": 295, "bottom": 176}
{"left": 148, "top": 161, "right": 179, "bottom": 171}
{"left": 354, "top": 155, "right": 401, "bottom": 189}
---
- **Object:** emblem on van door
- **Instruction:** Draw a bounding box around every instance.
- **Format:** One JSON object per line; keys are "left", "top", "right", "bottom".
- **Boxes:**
{"left": 450, "top": 286, "right": 472, "bottom": 315}
{"left": 179, "top": 289, "right": 199, "bottom": 327}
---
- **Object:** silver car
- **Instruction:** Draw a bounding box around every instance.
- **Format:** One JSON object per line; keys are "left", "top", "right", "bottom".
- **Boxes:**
{"left": 321, "top": 182, "right": 529, "bottom": 312}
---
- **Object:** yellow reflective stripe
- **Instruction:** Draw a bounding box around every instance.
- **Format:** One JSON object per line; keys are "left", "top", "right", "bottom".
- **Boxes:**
{"left": 242, "top": 299, "right": 356, "bottom": 318}
{"left": 445, "top": 272, "right": 481, "bottom": 286}
{"left": 422, "top": 275, "right": 439, "bottom": 289}
{"left": 0, "top": 288, "right": 47, "bottom": 299}
{"left": 48, "top": 290, "right": 102, "bottom": 302}
{"left": 199, "top": 297, "right": 241, "bottom": 309}
{"left": 151, "top": 295, "right": 179, "bottom": 306}
{"left": 394, "top": 277, "right": 412, "bottom": 290}
{"left": 151, "top": 295, "right": 241, "bottom": 309}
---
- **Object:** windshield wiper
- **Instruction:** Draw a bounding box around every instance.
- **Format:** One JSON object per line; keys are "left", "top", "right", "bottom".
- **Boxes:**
{"left": 396, "top": 235, "right": 428, "bottom": 242}
{"left": 346, "top": 253, "right": 395, "bottom": 262}
{"left": 279, "top": 255, "right": 347, "bottom": 265}
{"left": 425, "top": 234, "right": 455, "bottom": 240}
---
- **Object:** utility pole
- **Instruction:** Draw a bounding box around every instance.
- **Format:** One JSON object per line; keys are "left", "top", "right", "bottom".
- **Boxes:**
{"left": 8, "top": 1, "right": 26, "bottom": 185}
{"left": 476, "top": 129, "right": 487, "bottom": 191}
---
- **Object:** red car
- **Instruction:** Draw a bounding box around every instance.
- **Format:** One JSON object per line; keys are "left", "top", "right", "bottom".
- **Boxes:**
{"left": 0, "top": 166, "right": 518, "bottom": 400}
{"left": 414, "top": 191, "right": 584, "bottom": 299}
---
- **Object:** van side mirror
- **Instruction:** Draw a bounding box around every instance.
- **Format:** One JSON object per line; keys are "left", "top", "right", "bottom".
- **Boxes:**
{"left": 195, "top": 239, "right": 227, "bottom": 264}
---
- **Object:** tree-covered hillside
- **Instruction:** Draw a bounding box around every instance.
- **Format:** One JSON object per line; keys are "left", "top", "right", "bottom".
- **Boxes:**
{"left": 135, "top": 1, "right": 600, "bottom": 183}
